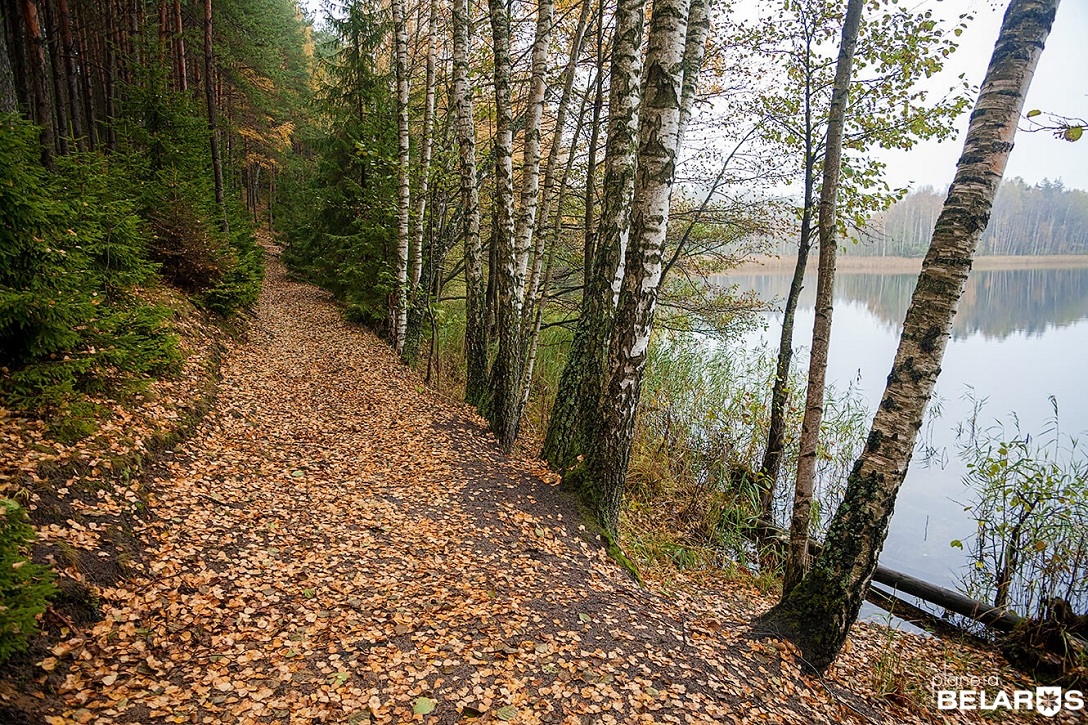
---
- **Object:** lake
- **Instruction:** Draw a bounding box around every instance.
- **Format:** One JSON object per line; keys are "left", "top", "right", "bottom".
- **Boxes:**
{"left": 724, "top": 261, "right": 1088, "bottom": 616}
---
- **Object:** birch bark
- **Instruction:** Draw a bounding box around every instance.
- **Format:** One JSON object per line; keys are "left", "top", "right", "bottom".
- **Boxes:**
{"left": 587, "top": 0, "right": 694, "bottom": 539}
{"left": 757, "top": 0, "right": 1059, "bottom": 671}
{"left": 392, "top": 0, "right": 410, "bottom": 354}
{"left": 487, "top": 0, "right": 521, "bottom": 452}
{"left": 452, "top": 0, "right": 487, "bottom": 408}
{"left": 542, "top": 0, "right": 645, "bottom": 471}
{"left": 513, "top": 0, "right": 553, "bottom": 305}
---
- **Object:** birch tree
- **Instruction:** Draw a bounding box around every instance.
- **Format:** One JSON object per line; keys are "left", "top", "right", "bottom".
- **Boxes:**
{"left": 391, "top": 0, "right": 410, "bottom": 355}
{"left": 752, "top": 0, "right": 971, "bottom": 518}
{"left": 542, "top": 0, "right": 646, "bottom": 471}
{"left": 756, "top": 0, "right": 1059, "bottom": 671}
{"left": 586, "top": 0, "right": 703, "bottom": 540}
{"left": 519, "top": 0, "right": 594, "bottom": 415}
{"left": 782, "top": 0, "right": 864, "bottom": 595}
{"left": 487, "top": 0, "right": 521, "bottom": 452}
{"left": 513, "top": 0, "right": 553, "bottom": 305}
{"left": 403, "top": 0, "right": 438, "bottom": 365}
{"left": 453, "top": 0, "right": 487, "bottom": 408}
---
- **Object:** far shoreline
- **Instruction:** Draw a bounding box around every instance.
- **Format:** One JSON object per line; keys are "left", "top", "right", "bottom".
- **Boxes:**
{"left": 726, "top": 254, "right": 1088, "bottom": 274}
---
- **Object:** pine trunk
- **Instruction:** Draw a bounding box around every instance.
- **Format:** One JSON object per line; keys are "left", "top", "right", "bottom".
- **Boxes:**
{"left": 0, "top": 3, "right": 17, "bottom": 113}
{"left": 19, "top": 0, "right": 53, "bottom": 164}
{"left": 203, "top": 0, "right": 226, "bottom": 231}
{"left": 174, "top": 0, "right": 187, "bottom": 92}
{"left": 453, "top": 0, "right": 487, "bottom": 409}
{"left": 757, "top": 0, "right": 1058, "bottom": 671}
{"left": 586, "top": 0, "right": 694, "bottom": 539}
{"left": 783, "top": 0, "right": 864, "bottom": 595}
{"left": 56, "top": 0, "right": 82, "bottom": 147}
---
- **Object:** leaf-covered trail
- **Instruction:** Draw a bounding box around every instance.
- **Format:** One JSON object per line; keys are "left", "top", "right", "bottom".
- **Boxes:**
{"left": 45, "top": 244, "right": 985, "bottom": 724}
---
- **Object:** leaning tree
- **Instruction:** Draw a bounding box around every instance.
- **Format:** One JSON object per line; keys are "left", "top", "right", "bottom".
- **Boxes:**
{"left": 755, "top": 0, "right": 1060, "bottom": 671}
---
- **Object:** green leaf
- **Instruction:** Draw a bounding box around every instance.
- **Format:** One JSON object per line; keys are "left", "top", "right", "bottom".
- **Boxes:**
{"left": 495, "top": 705, "right": 517, "bottom": 721}
{"left": 1026, "top": 109, "right": 1042, "bottom": 118}
{"left": 1064, "top": 126, "right": 1083, "bottom": 142}
{"left": 950, "top": 539, "right": 963, "bottom": 549}
{"left": 412, "top": 697, "right": 437, "bottom": 715}
{"left": 578, "top": 612, "right": 591, "bottom": 624}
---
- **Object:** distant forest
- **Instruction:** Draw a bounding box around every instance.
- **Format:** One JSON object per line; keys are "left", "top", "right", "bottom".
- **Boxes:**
{"left": 852, "top": 179, "right": 1088, "bottom": 256}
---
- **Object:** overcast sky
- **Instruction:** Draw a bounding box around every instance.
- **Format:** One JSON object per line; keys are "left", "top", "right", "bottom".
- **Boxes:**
{"left": 876, "top": 0, "right": 1087, "bottom": 191}
{"left": 301, "top": 0, "right": 1086, "bottom": 191}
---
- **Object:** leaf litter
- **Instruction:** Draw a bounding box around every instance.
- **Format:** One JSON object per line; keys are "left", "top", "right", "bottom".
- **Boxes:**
{"left": 18, "top": 242, "right": 1067, "bottom": 724}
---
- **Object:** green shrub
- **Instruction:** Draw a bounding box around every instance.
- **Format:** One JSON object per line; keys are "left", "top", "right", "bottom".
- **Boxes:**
{"left": 0, "top": 499, "right": 55, "bottom": 663}
{"left": 0, "top": 115, "right": 181, "bottom": 436}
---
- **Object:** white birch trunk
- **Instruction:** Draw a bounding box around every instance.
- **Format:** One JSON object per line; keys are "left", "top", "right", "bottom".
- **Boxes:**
{"left": 392, "top": 0, "right": 411, "bottom": 355}
{"left": 488, "top": 0, "right": 521, "bottom": 452}
{"left": 410, "top": 0, "right": 437, "bottom": 291}
{"left": 542, "top": 0, "right": 646, "bottom": 471}
{"left": 453, "top": 0, "right": 488, "bottom": 407}
{"left": 523, "top": 0, "right": 592, "bottom": 322}
{"left": 588, "top": 0, "right": 695, "bottom": 539}
{"left": 513, "top": 0, "right": 553, "bottom": 306}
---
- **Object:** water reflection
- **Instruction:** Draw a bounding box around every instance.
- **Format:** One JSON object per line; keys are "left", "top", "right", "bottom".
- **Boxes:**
{"left": 722, "top": 266, "right": 1088, "bottom": 340}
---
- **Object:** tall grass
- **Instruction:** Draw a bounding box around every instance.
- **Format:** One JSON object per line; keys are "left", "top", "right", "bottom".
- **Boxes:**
{"left": 627, "top": 333, "right": 869, "bottom": 572}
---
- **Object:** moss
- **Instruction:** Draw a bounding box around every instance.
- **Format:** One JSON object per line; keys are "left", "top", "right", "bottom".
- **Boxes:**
{"left": 561, "top": 465, "right": 644, "bottom": 586}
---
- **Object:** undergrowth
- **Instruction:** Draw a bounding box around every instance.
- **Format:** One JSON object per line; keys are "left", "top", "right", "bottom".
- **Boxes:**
{"left": 0, "top": 499, "right": 55, "bottom": 662}
{"left": 0, "top": 112, "right": 260, "bottom": 441}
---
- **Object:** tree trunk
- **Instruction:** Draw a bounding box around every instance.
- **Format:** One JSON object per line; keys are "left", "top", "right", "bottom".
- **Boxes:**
{"left": 203, "top": 0, "right": 226, "bottom": 231}
{"left": 586, "top": 0, "right": 695, "bottom": 540}
{"left": 391, "top": 0, "right": 410, "bottom": 354}
{"left": 42, "top": 0, "right": 70, "bottom": 155}
{"left": 677, "top": 0, "right": 709, "bottom": 145}
{"left": 56, "top": 0, "right": 83, "bottom": 148}
{"left": 517, "top": 0, "right": 592, "bottom": 422}
{"left": 782, "top": 0, "right": 864, "bottom": 595}
{"left": 487, "top": 0, "right": 520, "bottom": 452}
{"left": 542, "top": 0, "right": 645, "bottom": 472}
{"left": 453, "top": 0, "right": 487, "bottom": 409}
{"left": 520, "top": 34, "right": 594, "bottom": 417}
{"left": 756, "top": 0, "right": 1058, "bottom": 672}
{"left": 0, "top": 2, "right": 17, "bottom": 114}
{"left": 759, "top": 27, "right": 818, "bottom": 516}
{"left": 19, "top": 0, "right": 53, "bottom": 164}
{"left": 173, "top": 0, "right": 187, "bottom": 92}
{"left": 512, "top": 0, "right": 552, "bottom": 306}
{"left": 403, "top": 0, "right": 437, "bottom": 366}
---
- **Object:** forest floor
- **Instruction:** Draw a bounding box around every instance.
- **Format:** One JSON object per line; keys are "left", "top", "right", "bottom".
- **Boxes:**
{"left": 3, "top": 238, "right": 1071, "bottom": 724}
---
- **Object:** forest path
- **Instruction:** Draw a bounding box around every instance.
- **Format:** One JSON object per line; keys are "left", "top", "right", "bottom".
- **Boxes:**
{"left": 46, "top": 243, "right": 941, "bottom": 724}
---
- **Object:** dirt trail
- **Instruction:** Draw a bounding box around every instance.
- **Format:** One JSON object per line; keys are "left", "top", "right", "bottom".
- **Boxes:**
{"left": 37, "top": 245, "right": 1008, "bottom": 724}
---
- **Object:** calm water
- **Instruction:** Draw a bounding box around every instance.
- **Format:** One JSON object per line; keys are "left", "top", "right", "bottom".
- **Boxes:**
{"left": 728, "top": 264, "right": 1088, "bottom": 603}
